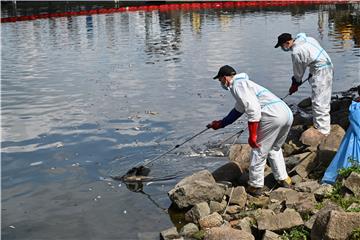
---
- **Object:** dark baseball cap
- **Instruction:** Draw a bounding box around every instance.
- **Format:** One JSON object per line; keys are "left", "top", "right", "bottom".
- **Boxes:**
{"left": 274, "top": 33, "right": 292, "bottom": 48}
{"left": 213, "top": 65, "right": 236, "bottom": 79}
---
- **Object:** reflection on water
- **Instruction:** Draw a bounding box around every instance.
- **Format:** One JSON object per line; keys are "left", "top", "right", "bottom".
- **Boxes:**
{"left": 2, "top": 3, "right": 360, "bottom": 240}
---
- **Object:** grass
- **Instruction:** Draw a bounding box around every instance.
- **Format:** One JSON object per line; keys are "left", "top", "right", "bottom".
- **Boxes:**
{"left": 281, "top": 226, "right": 310, "bottom": 240}
{"left": 348, "top": 228, "right": 360, "bottom": 240}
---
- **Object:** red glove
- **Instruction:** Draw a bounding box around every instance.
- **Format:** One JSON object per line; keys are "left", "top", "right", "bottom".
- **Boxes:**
{"left": 207, "top": 120, "right": 223, "bottom": 130}
{"left": 248, "top": 121, "right": 261, "bottom": 148}
{"left": 289, "top": 76, "right": 301, "bottom": 95}
{"left": 289, "top": 83, "right": 299, "bottom": 95}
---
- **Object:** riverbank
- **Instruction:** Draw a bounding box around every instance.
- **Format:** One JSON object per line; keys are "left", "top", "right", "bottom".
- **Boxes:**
{"left": 162, "top": 86, "right": 360, "bottom": 240}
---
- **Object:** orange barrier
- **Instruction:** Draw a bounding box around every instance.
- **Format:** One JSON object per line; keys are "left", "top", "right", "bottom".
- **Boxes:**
{"left": 1, "top": 0, "right": 353, "bottom": 23}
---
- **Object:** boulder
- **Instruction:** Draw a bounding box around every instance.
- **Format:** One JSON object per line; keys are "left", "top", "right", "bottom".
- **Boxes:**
{"left": 292, "top": 152, "right": 317, "bottom": 178}
{"left": 256, "top": 209, "right": 304, "bottom": 231}
{"left": 314, "top": 184, "right": 334, "bottom": 201}
{"left": 262, "top": 230, "right": 281, "bottom": 240}
{"left": 286, "top": 152, "right": 314, "bottom": 170}
{"left": 209, "top": 200, "right": 227, "bottom": 214}
{"left": 184, "top": 202, "right": 210, "bottom": 224}
{"left": 298, "top": 97, "right": 312, "bottom": 109}
{"left": 160, "top": 227, "right": 181, "bottom": 240}
{"left": 179, "top": 223, "right": 199, "bottom": 237}
{"left": 228, "top": 186, "right": 247, "bottom": 208}
{"left": 310, "top": 202, "right": 344, "bottom": 240}
{"left": 317, "top": 125, "right": 345, "bottom": 165}
{"left": 299, "top": 127, "right": 327, "bottom": 148}
{"left": 168, "top": 170, "right": 225, "bottom": 209}
{"left": 228, "top": 144, "right": 252, "bottom": 171}
{"left": 234, "top": 216, "right": 254, "bottom": 233}
{"left": 311, "top": 211, "right": 360, "bottom": 240}
{"left": 205, "top": 226, "right": 255, "bottom": 240}
{"left": 294, "top": 180, "right": 320, "bottom": 193}
{"left": 212, "top": 161, "right": 245, "bottom": 186}
{"left": 343, "top": 172, "right": 360, "bottom": 197}
{"left": 198, "top": 212, "right": 223, "bottom": 229}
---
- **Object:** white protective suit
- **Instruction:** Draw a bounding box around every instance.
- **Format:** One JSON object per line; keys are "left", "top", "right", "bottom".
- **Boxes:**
{"left": 230, "top": 73, "right": 293, "bottom": 188}
{"left": 291, "top": 33, "right": 333, "bottom": 135}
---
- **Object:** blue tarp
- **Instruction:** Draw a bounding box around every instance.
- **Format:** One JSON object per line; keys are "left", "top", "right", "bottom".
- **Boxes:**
{"left": 321, "top": 101, "right": 360, "bottom": 184}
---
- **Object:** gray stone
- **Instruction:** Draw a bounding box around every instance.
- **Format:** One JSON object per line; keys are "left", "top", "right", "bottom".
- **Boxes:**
{"left": 310, "top": 202, "right": 344, "bottom": 240}
{"left": 343, "top": 172, "right": 360, "bottom": 196}
{"left": 294, "top": 180, "right": 320, "bottom": 193}
{"left": 286, "top": 152, "right": 313, "bottom": 170}
{"left": 205, "top": 226, "right": 255, "bottom": 240}
{"left": 168, "top": 170, "right": 225, "bottom": 209}
{"left": 247, "top": 195, "right": 269, "bottom": 209}
{"left": 179, "top": 223, "right": 199, "bottom": 237}
{"left": 226, "top": 205, "right": 242, "bottom": 215}
{"left": 209, "top": 200, "right": 226, "bottom": 214}
{"left": 229, "top": 186, "right": 247, "bottom": 208}
{"left": 293, "top": 152, "right": 317, "bottom": 178}
{"left": 160, "top": 227, "right": 181, "bottom": 240}
{"left": 314, "top": 184, "right": 334, "bottom": 201}
{"left": 212, "top": 161, "right": 244, "bottom": 186}
{"left": 235, "top": 216, "right": 253, "bottom": 234}
{"left": 228, "top": 144, "right": 252, "bottom": 171}
{"left": 198, "top": 212, "right": 223, "bottom": 229}
{"left": 300, "top": 127, "right": 327, "bottom": 148}
{"left": 311, "top": 211, "right": 360, "bottom": 240}
{"left": 262, "top": 230, "right": 281, "bottom": 240}
{"left": 257, "top": 209, "right": 304, "bottom": 231}
{"left": 184, "top": 202, "right": 210, "bottom": 224}
{"left": 269, "top": 187, "right": 299, "bottom": 203}
{"left": 298, "top": 97, "right": 312, "bottom": 109}
{"left": 291, "top": 175, "right": 303, "bottom": 185}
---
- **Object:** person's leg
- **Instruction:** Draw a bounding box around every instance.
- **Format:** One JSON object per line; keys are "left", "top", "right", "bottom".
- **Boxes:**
{"left": 310, "top": 68, "right": 333, "bottom": 135}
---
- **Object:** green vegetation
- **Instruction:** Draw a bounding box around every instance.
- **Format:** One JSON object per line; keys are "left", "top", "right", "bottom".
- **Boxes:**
{"left": 192, "top": 230, "right": 206, "bottom": 240}
{"left": 320, "top": 160, "right": 360, "bottom": 210}
{"left": 348, "top": 228, "right": 360, "bottom": 240}
{"left": 281, "top": 226, "right": 310, "bottom": 240}
{"left": 337, "top": 160, "right": 360, "bottom": 179}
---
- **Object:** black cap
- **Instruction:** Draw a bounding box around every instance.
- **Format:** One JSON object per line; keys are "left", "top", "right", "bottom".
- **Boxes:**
{"left": 274, "top": 33, "right": 292, "bottom": 48}
{"left": 213, "top": 65, "right": 236, "bottom": 79}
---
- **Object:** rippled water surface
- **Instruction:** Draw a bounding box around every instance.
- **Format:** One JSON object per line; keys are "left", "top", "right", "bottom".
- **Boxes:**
{"left": 2, "top": 2, "right": 360, "bottom": 239}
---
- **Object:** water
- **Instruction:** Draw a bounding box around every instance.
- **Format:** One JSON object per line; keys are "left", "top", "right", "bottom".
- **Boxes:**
{"left": 2, "top": 3, "right": 360, "bottom": 239}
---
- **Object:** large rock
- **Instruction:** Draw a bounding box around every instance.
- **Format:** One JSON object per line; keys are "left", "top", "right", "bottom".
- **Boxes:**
{"left": 209, "top": 200, "right": 226, "bottom": 214}
{"left": 205, "top": 226, "right": 255, "bottom": 240}
{"left": 292, "top": 152, "right": 317, "bottom": 178}
{"left": 256, "top": 209, "right": 304, "bottom": 231}
{"left": 262, "top": 230, "right": 281, "bottom": 240}
{"left": 179, "top": 223, "right": 199, "bottom": 237}
{"left": 286, "top": 152, "right": 314, "bottom": 170}
{"left": 298, "top": 97, "right": 312, "bottom": 109}
{"left": 294, "top": 180, "right": 320, "bottom": 193}
{"left": 212, "top": 162, "right": 244, "bottom": 186}
{"left": 300, "top": 127, "right": 327, "bottom": 148}
{"left": 228, "top": 186, "right": 247, "bottom": 208}
{"left": 168, "top": 170, "right": 225, "bottom": 209}
{"left": 160, "top": 227, "right": 181, "bottom": 240}
{"left": 198, "top": 212, "right": 223, "bottom": 229}
{"left": 228, "top": 144, "right": 251, "bottom": 171}
{"left": 343, "top": 172, "right": 360, "bottom": 196}
{"left": 311, "top": 211, "right": 360, "bottom": 240}
{"left": 185, "top": 202, "right": 210, "bottom": 224}
{"left": 310, "top": 201, "right": 344, "bottom": 239}
{"left": 317, "top": 125, "right": 345, "bottom": 165}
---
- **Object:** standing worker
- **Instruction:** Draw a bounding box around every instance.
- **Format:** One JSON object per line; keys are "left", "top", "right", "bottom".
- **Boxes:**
{"left": 275, "top": 32, "right": 333, "bottom": 136}
{"left": 208, "top": 65, "right": 293, "bottom": 196}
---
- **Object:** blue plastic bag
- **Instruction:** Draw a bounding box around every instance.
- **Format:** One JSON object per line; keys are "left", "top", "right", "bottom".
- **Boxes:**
{"left": 321, "top": 101, "right": 360, "bottom": 184}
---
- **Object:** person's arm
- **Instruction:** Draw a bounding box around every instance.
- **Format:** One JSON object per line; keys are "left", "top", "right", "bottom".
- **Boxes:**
{"left": 221, "top": 108, "right": 243, "bottom": 127}
{"left": 291, "top": 52, "right": 307, "bottom": 83}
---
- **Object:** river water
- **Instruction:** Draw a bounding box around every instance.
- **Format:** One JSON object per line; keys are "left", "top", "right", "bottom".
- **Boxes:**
{"left": 2, "top": 2, "right": 360, "bottom": 240}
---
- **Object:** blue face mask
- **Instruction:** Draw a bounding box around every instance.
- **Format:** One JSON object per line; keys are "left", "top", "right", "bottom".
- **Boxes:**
{"left": 221, "top": 83, "right": 230, "bottom": 91}
{"left": 281, "top": 46, "right": 290, "bottom": 52}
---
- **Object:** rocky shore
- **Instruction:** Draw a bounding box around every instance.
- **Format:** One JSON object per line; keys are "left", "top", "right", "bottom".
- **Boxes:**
{"left": 160, "top": 86, "right": 360, "bottom": 240}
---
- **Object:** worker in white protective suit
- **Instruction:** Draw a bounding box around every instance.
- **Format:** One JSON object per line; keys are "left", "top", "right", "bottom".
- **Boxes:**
{"left": 207, "top": 65, "right": 293, "bottom": 196}
{"left": 275, "top": 33, "right": 333, "bottom": 135}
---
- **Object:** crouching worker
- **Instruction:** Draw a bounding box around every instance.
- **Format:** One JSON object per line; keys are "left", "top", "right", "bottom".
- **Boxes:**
{"left": 208, "top": 65, "right": 293, "bottom": 197}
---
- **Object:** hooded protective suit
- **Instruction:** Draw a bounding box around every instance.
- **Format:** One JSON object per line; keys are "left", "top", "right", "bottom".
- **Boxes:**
{"left": 291, "top": 33, "right": 333, "bottom": 135}
{"left": 225, "top": 73, "right": 293, "bottom": 188}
